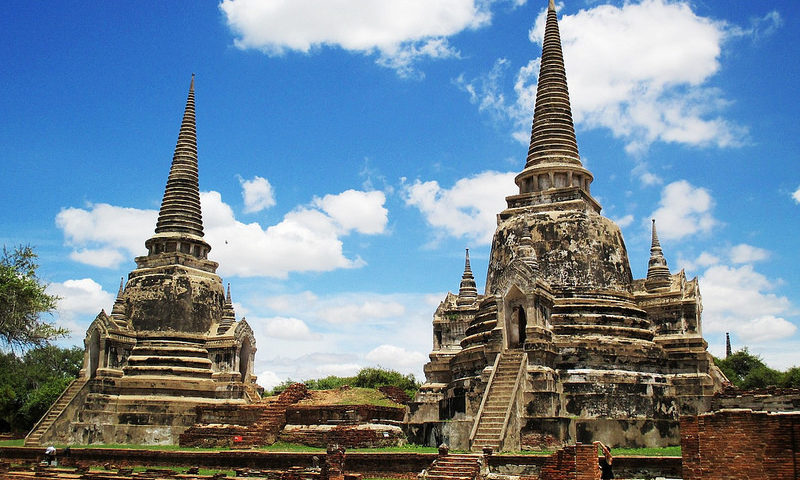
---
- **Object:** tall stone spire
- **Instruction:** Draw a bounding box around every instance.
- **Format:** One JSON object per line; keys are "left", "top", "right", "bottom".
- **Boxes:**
{"left": 141, "top": 75, "right": 214, "bottom": 270}
{"left": 513, "top": 1, "right": 595, "bottom": 209}
{"left": 645, "top": 219, "right": 671, "bottom": 291}
{"left": 155, "top": 74, "right": 204, "bottom": 238}
{"left": 217, "top": 283, "right": 236, "bottom": 334}
{"left": 457, "top": 249, "right": 479, "bottom": 305}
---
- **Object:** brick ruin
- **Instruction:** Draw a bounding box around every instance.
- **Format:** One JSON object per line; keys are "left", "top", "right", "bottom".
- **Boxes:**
{"left": 408, "top": 0, "right": 726, "bottom": 451}
{"left": 179, "top": 384, "right": 407, "bottom": 449}
{"left": 25, "top": 75, "right": 260, "bottom": 446}
{"left": 681, "top": 409, "right": 800, "bottom": 480}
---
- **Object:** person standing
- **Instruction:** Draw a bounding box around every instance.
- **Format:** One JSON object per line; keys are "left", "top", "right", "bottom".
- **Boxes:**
{"left": 593, "top": 441, "right": 613, "bottom": 479}
{"left": 44, "top": 446, "right": 56, "bottom": 466}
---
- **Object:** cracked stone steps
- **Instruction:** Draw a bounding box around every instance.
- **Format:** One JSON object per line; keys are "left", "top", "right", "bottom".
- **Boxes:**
{"left": 25, "top": 379, "right": 86, "bottom": 446}
{"left": 471, "top": 352, "right": 524, "bottom": 450}
{"left": 426, "top": 454, "right": 481, "bottom": 480}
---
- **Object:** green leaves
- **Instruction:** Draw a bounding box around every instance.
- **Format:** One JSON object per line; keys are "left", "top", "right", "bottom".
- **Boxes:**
{"left": 0, "top": 245, "right": 66, "bottom": 349}
{"left": 714, "top": 348, "right": 800, "bottom": 389}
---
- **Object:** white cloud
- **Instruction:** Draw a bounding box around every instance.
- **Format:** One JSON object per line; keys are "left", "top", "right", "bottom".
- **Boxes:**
{"left": 239, "top": 175, "right": 276, "bottom": 213}
{"left": 47, "top": 278, "right": 116, "bottom": 340}
{"left": 313, "top": 190, "right": 388, "bottom": 235}
{"left": 320, "top": 301, "right": 406, "bottom": 325}
{"left": 57, "top": 188, "right": 387, "bottom": 278}
{"left": 650, "top": 180, "right": 716, "bottom": 241}
{"left": 612, "top": 214, "right": 634, "bottom": 228}
{"left": 262, "top": 316, "right": 319, "bottom": 340}
{"left": 461, "top": 0, "right": 751, "bottom": 152}
{"left": 734, "top": 316, "right": 797, "bottom": 344}
{"left": 701, "top": 264, "right": 795, "bottom": 342}
{"left": 56, "top": 203, "right": 156, "bottom": 268}
{"left": 403, "top": 170, "right": 517, "bottom": 245}
{"left": 792, "top": 186, "right": 800, "bottom": 204}
{"left": 729, "top": 244, "right": 769, "bottom": 264}
{"left": 68, "top": 248, "right": 127, "bottom": 269}
{"left": 366, "top": 344, "right": 428, "bottom": 371}
{"left": 219, "top": 0, "right": 496, "bottom": 76}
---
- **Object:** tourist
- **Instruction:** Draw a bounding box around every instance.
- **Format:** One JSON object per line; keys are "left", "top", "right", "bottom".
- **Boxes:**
{"left": 593, "top": 441, "right": 613, "bottom": 479}
{"left": 44, "top": 445, "right": 56, "bottom": 466}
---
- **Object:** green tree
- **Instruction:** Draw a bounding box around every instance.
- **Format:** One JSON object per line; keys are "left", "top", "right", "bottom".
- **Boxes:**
{"left": 714, "top": 348, "right": 766, "bottom": 387}
{"left": 780, "top": 367, "right": 800, "bottom": 388}
{"left": 0, "top": 245, "right": 66, "bottom": 349}
{"left": 0, "top": 346, "right": 82, "bottom": 432}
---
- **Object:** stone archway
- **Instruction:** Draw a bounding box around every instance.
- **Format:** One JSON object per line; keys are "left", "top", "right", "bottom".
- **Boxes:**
{"left": 503, "top": 285, "right": 527, "bottom": 349}
{"left": 239, "top": 337, "right": 253, "bottom": 381}
{"left": 87, "top": 329, "right": 101, "bottom": 378}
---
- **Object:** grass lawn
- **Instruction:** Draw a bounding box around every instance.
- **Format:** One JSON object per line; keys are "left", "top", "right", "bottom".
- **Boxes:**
{"left": 0, "top": 439, "right": 681, "bottom": 457}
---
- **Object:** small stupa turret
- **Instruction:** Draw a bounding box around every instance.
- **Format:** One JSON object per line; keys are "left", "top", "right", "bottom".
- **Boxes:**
{"left": 645, "top": 219, "right": 671, "bottom": 291}
{"left": 217, "top": 283, "right": 236, "bottom": 334}
{"left": 457, "top": 249, "right": 479, "bottom": 305}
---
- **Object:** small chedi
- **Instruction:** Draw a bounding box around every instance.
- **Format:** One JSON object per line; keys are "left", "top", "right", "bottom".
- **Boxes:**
{"left": 408, "top": 0, "right": 726, "bottom": 451}
{"left": 25, "top": 76, "right": 260, "bottom": 446}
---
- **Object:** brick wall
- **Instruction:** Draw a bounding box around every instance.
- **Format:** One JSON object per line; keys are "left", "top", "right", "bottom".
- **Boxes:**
{"left": 535, "top": 443, "right": 600, "bottom": 480}
{"left": 681, "top": 409, "right": 800, "bottom": 480}
{"left": 280, "top": 424, "right": 405, "bottom": 448}
{"left": 285, "top": 405, "right": 405, "bottom": 425}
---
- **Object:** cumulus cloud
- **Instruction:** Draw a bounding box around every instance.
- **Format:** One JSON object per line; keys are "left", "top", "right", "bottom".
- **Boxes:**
{"left": 313, "top": 190, "right": 388, "bottom": 235}
{"left": 460, "top": 0, "right": 752, "bottom": 152}
{"left": 366, "top": 344, "right": 428, "bottom": 370}
{"left": 320, "top": 301, "right": 406, "bottom": 325}
{"left": 239, "top": 175, "right": 276, "bottom": 213}
{"left": 650, "top": 180, "right": 716, "bottom": 241}
{"left": 403, "top": 170, "right": 517, "bottom": 245}
{"left": 262, "top": 316, "right": 319, "bottom": 340}
{"left": 792, "top": 186, "right": 800, "bottom": 204}
{"left": 56, "top": 188, "right": 388, "bottom": 278}
{"left": 612, "top": 214, "right": 634, "bottom": 228}
{"left": 56, "top": 203, "right": 156, "bottom": 268}
{"left": 47, "top": 278, "right": 116, "bottom": 340}
{"left": 729, "top": 244, "right": 769, "bottom": 264}
{"left": 701, "top": 264, "right": 795, "bottom": 342}
{"left": 219, "top": 0, "right": 503, "bottom": 76}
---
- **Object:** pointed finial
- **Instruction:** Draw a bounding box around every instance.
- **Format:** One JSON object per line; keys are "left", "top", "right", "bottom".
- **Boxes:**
{"left": 226, "top": 283, "right": 232, "bottom": 303}
{"left": 457, "top": 248, "right": 479, "bottom": 305}
{"left": 651, "top": 218, "right": 661, "bottom": 248}
{"left": 548, "top": 0, "right": 555, "bottom": 11}
{"left": 117, "top": 277, "right": 125, "bottom": 297}
{"left": 645, "top": 219, "right": 671, "bottom": 291}
{"left": 190, "top": 73, "right": 195, "bottom": 92}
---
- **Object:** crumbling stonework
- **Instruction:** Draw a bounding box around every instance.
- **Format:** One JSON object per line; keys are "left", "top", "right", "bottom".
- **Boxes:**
{"left": 26, "top": 76, "right": 259, "bottom": 446}
{"left": 408, "top": 0, "right": 724, "bottom": 451}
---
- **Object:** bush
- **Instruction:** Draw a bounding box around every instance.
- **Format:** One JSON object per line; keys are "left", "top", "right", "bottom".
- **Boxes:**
{"left": 267, "top": 367, "right": 420, "bottom": 399}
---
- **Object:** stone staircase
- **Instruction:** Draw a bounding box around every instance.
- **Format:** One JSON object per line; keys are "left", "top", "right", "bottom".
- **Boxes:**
{"left": 423, "top": 453, "right": 482, "bottom": 480}
{"left": 24, "top": 378, "right": 87, "bottom": 446}
{"left": 239, "top": 383, "right": 308, "bottom": 446}
{"left": 470, "top": 350, "right": 525, "bottom": 451}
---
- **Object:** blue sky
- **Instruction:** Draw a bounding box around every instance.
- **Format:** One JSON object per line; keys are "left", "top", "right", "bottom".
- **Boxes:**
{"left": 1, "top": 0, "right": 798, "bottom": 388}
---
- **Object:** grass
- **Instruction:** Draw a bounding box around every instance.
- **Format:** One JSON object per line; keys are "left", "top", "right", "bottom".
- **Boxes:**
{"left": 297, "top": 387, "right": 404, "bottom": 408}
{"left": 0, "top": 439, "right": 681, "bottom": 457}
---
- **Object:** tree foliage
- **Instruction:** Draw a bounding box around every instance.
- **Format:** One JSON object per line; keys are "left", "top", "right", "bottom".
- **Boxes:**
{"left": 714, "top": 348, "right": 799, "bottom": 389}
{"left": 269, "top": 367, "right": 420, "bottom": 398}
{"left": 0, "top": 245, "right": 66, "bottom": 349}
{"left": 0, "top": 345, "right": 83, "bottom": 432}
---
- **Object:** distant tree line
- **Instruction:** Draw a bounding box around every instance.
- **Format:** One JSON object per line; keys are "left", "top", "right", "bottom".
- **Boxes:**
{"left": 0, "top": 345, "right": 83, "bottom": 433}
{"left": 268, "top": 367, "right": 420, "bottom": 399}
{"left": 715, "top": 348, "right": 800, "bottom": 390}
